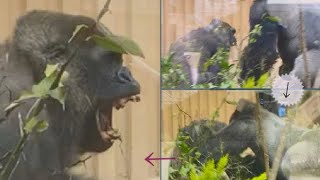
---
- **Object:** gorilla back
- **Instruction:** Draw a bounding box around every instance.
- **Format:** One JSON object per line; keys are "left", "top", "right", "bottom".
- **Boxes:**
{"left": 0, "top": 10, "right": 140, "bottom": 180}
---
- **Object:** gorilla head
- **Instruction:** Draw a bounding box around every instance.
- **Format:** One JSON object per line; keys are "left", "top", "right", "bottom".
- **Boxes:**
{"left": 0, "top": 10, "right": 141, "bottom": 179}
{"left": 9, "top": 10, "right": 141, "bottom": 152}
{"left": 168, "top": 19, "right": 237, "bottom": 87}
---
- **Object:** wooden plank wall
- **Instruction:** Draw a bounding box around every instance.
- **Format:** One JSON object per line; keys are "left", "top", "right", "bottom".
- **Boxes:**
{"left": 161, "top": 90, "right": 256, "bottom": 141}
{"left": 0, "top": 0, "right": 160, "bottom": 179}
{"left": 161, "top": 0, "right": 254, "bottom": 62}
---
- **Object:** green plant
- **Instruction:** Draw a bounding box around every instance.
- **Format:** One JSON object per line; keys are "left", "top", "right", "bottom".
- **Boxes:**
{"left": 0, "top": 64, "right": 67, "bottom": 179}
{"left": 249, "top": 24, "right": 263, "bottom": 44}
{"left": 200, "top": 48, "right": 239, "bottom": 88}
{"left": 169, "top": 131, "right": 202, "bottom": 179}
{"left": 252, "top": 173, "right": 267, "bottom": 180}
{"left": 189, "top": 155, "right": 229, "bottom": 180}
{"left": 161, "top": 53, "right": 187, "bottom": 88}
{"left": 242, "top": 72, "right": 269, "bottom": 88}
{"left": 203, "top": 48, "right": 229, "bottom": 72}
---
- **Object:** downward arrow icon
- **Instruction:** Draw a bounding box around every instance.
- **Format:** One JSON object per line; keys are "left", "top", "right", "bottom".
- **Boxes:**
{"left": 283, "top": 82, "right": 290, "bottom": 98}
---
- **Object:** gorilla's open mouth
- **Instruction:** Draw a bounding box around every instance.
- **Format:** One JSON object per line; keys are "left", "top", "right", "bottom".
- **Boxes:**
{"left": 95, "top": 95, "right": 140, "bottom": 143}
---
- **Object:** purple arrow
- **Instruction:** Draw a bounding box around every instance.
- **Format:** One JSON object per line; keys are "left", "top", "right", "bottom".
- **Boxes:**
{"left": 144, "top": 152, "right": 176, "bottom": 166}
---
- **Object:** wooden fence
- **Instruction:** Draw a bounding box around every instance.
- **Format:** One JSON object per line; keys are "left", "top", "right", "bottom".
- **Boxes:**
{"left": 161, "top": 90, "right": 256, "bottom": 141}
{"left": 0, "top": 0, "right": 160, "bottom": 179}
{"left": 161, "top": 0, "right": 254, "bottom": 56}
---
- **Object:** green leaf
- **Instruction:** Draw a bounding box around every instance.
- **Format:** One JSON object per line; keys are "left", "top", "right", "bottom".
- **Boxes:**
{"left": 60, "top": 71, "right": 69, "bottom": 83}
{"left": 202, "top": 160, "right": 215, "bottom": 177}
{"left": 216, "top": 154, "right": 228, "bottom": 175}
{"left": 256, "top": 73, "right": 269, "bottom": 87}
{"left": 44, "top": 64, "right": 59, "bottom": 77}
{"left": 92, "top": 35, "right": 126, "bottom": 54}
{"left": 189, "top": 168, "right": 199, "bottom": 180}
{"left": 24, "top": 117, "right": 49, "bottom": 134}
{"left": 242, "top": 77, "right": 255, "bottom": 88}
{"left": 92, "top": 35, "right": 145, "bottom": 58}
{"left": 24, "top": 117, "right": 38, "bottom": 133}
{"left": 32, "top": 64, "right": 68, "bottom": 97}
{"left": 34, "top": 120, "right": 49, "bottom": 133}
{"left": 265, "top": 15, "right": 281, "bottom": 22}
{"left": 252, "top": 172, "right": 267, "bottom": 180}
{"left": 180, "top": 166, "right": 190, "bottom": 177}
{"left": 49, "top": 87, "right": 66, "bottom": 109}
{"left": 195, "top": 151, "right": 201, "bottom": 159}
{"left": 32, "top": 74, "right": 56, "bottom": 97}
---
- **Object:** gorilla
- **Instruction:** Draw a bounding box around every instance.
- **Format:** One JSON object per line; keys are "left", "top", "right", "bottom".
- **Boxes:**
{"left": 239, "top": 16, "right": 281, "bottom": 81}
{"left": 169, "top": 119, "right": 265, "bottom": 180}
{"left": 290, "top": 49, "right": 320, "bottom": 88}
{"left": 201, "top": 99, "right": 320, "bottom": 179}
{"left": 168, "top": 19, "right": 237, "bottom": 87}
{"left": 0, "top": 10, "right": 140, "bottom": 180}
{"left": 247, "top": 0, "right": 320, "bottom": 88}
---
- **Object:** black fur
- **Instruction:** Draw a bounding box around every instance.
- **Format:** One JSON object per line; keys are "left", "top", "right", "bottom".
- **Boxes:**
{"left": 240, "top": 17, "right": 280, "bottom": 81}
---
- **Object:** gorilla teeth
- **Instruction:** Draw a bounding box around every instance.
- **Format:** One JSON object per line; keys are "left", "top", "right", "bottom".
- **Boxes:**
{"left": 113, "top": 95, "right": 141, "bottom": 110}
{"left": 95, "top": 109, "right": 121, "bottom": 142}
{"left": 94, "top": 95, "right": 140, "bottom": 142}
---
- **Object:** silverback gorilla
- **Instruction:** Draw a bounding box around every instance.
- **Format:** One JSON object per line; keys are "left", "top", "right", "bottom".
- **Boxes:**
{"left": 201, "top": 99, "right": 320, "bottom": 179}
{"left": 0, "top": 10, "right": 140, "bottom": 180}
{"left": 242, "top": 0, "right": 320, "bottom": 87}
{"left": 169, "top": 19, "right": 237, "bottom": 87}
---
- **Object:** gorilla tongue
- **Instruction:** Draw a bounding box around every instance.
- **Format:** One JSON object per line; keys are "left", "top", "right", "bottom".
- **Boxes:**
{"left": 96, "top": 95, "right": 141, "bottom": 142}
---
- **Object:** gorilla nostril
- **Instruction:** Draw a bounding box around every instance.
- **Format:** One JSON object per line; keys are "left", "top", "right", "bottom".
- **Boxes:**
{"left": 117, "top": 68, "right": 133, "bottom": 83}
